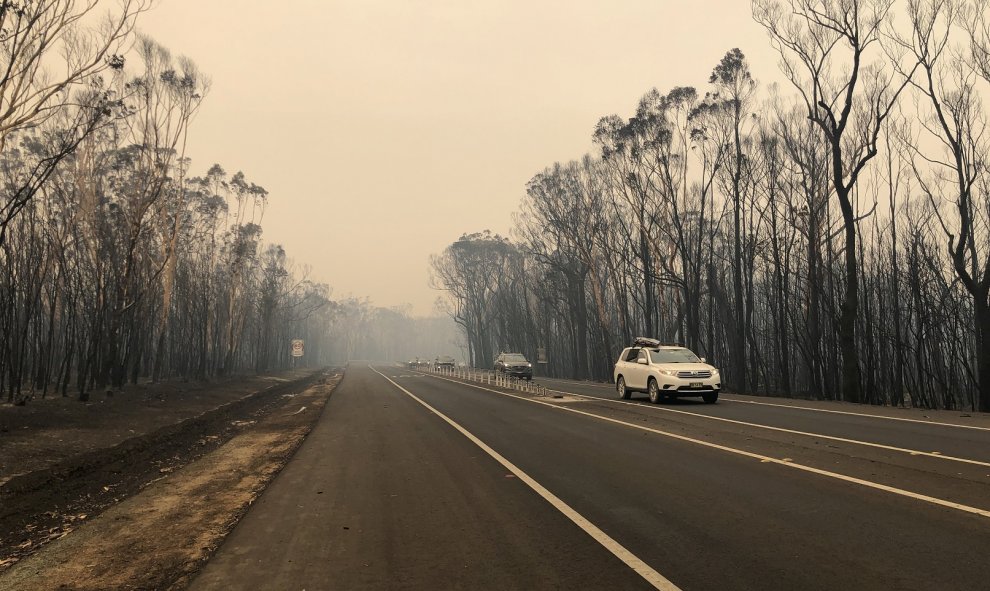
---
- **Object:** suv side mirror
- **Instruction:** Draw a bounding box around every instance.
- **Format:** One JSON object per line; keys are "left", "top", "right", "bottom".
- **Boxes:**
{"left": 700, "top": 357, "right": 707, "bottom": 363}
{"left": 637, "top": 358, "right": 649, "bottom": 365}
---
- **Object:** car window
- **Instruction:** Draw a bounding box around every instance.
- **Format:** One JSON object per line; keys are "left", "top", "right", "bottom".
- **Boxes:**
{"left": 624, "top": 348, "right": 639, "bottom": 362}
{"left": 636, "top": 350, "right": 648, "bottom": 363}
{"left": 504, "top": 354, "right": 527, "bottom": 363}
{"left": 649, "top": 348, "right": 701, "bottom": 363}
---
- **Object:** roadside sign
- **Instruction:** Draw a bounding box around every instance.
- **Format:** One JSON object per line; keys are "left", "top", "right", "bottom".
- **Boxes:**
{"left": 291, "top": 339, "right": 304, "bottom": 357}
{"left": 537, "top": 347, "right": 547, "bottom": 364}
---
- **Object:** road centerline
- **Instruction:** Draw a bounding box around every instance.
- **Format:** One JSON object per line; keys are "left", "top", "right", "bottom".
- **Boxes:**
{"left": 370, "top": 367, "right": 680, "bottom": 591}
{"left": 719, "top": 397, "right": 990, "bottom": 432}
{"left": 541, "top": 388, "right": 990, "bottom": 469}
{"left": 540, "top": 377, "right": 990, "bottom": 432}
{"left": 424, "top": 372, "right": 990, "bottom": 520}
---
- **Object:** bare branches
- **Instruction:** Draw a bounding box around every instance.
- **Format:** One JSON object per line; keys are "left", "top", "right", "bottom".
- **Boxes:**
{"left": 756, "top": 0, "right": 918, "bottom": 190}
{"left": 752, "top": 0, "right": 925, "bottom": 402}
{"left": 0, "top": 0, "right": 153, "bottom": 139}
{"left": 0, "top": 0, "right": 153, "bottom": 245}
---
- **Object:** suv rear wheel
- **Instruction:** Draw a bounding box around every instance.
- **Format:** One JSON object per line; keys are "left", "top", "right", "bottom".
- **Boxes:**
{"left": 617, "top": 376, "right": 630, "bottom": 400}
{"left": 648, "top": 378, "right": 661, "bottom": 404}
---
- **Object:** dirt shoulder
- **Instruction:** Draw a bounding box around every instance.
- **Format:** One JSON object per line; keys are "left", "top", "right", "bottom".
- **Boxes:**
{"left": 0, "top": 368, "right": 326, "bottom": 572}
{"left": 0, "top": 369, "right": 318, "bottom": 487}
{"left": 0, "top": 370, "right": 341, "bottom": 591}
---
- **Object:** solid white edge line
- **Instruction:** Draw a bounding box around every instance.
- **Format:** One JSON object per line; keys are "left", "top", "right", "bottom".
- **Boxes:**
{"left": 423, "top": 372, "right": 990, "bottom": 520}
{"left": 370, "top": 367, "right": 680, "bottom": 591}
{"left": 539, "top": 378, "right": 990, "bottom": 432}
{"left": 426, "top": 373, "right": 990, "bottom": 467}
{"left": 719, "top": 397, "right": 990, "bottom": 432}
{"left": 541, "top": 389, "right": 990, "bottom": 469}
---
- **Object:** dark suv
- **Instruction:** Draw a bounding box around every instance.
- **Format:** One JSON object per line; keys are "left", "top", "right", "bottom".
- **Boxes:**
{"left": 434, "top": 356, "right": 455, "bottom": 371}
{"left": 494, "top": 352, "right": 533, "bottom": 380}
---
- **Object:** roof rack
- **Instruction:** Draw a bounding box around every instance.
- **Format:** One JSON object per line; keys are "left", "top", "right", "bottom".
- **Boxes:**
{"left": 632, "top": 337, "right": 686, "bottom": 348}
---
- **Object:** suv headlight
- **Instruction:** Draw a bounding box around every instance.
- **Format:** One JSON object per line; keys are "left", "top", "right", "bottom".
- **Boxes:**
{"left": 527, "top": 363, "right": 532, "bottom": 368}
{"left": 711, "top": 369, "right": 720, "bottom": 376}
{"left": 659, "top": 369, "right": 679, "bottom": 377}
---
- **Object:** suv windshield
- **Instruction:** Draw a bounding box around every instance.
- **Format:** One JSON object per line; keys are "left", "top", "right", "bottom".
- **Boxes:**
{"left": 649, "top": 348, "right": 701, "bottom": 363}
{"left": 503, "top": 354, "right": 528, "bottom": 363}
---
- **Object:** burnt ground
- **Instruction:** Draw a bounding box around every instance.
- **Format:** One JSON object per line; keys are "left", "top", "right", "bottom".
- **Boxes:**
{"left": 0, "top": 368, "right": 330, "bottom": 572}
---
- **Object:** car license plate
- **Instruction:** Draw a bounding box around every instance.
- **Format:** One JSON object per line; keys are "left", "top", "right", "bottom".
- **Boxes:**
{"left": 690, "top": 382, "right": 703, "bottom": 388}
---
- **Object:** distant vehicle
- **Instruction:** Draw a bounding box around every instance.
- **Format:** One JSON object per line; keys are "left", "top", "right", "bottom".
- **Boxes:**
{"left": 613, "top": 337, "right": 721, "bottom": 404}
{"left": 494, "top": 352, "right": 533, "bottom": 381}
{"left": 434, "top": 356, "right": 455, "bottom": 371}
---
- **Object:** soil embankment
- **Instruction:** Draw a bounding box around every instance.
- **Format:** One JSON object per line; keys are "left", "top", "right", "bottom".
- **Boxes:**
{"left": 0, "top": 368, "right": 338, "bottom": 585}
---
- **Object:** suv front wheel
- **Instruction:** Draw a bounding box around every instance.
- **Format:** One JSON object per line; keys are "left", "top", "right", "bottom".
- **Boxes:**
{"left": 648, "top": 378, "right": 661, "bottom": 404}
{"left": 703, "top": 392, "right": 719, "bottom": 404}
{"left": 617, "top": 376, "right": 630, "bottom": 400}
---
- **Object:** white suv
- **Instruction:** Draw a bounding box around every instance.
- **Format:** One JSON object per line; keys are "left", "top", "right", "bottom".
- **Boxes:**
{"left": 613, "top": 338, "right": 721, "bottom": 404}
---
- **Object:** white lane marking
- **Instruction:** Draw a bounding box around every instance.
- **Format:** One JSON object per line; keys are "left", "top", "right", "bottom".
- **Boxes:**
{"left": 541, "top": 378, "right": 613, "bottom": 389}
{"left": 370, "top": 368, "right": 679, "bottom": 591}
{"left": 542, "top": 378, "right": 990, "bottom": 432}
{"left": 452, "top": 372, "right": 990, "bottom": 465}
{"left": 720, "top": 397, "right": 990, "bottom": 432}
{"left": 541, "top": 389, "right": 990, "bottom": 469}
{"left": 425, "top": 373, "right": 990, "bottom": 520}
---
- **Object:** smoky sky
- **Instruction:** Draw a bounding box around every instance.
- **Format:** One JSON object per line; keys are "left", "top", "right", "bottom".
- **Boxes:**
{"left": 139, "top": 0, "right": 783, "bottom": 315}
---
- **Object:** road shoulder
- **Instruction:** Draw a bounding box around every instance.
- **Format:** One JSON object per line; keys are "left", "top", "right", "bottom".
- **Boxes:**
{"left": 0, "top": 372, "right": 341, "bottom": 591}
{"left": 189, "top": 365, "right": 654, "bottom": 591}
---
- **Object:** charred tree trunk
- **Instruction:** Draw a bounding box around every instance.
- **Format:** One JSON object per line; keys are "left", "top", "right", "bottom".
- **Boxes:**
{"left": 973, "top": 295, "right": 990, "bottom": 412}
{"left": 836, "top": 185, "right": 863, "bottom": 403}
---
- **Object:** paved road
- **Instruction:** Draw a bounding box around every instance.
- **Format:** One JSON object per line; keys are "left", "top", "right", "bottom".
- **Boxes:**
{"left": 192, "top": 364, "right": 990, "bottom": 590}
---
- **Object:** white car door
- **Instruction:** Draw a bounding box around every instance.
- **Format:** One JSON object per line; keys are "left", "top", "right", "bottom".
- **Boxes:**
{"left": 614, "top": 348, "right": 631, "bottom": 384}
{"left": 631, "top": 348, "right": 650, "bottom": 390}
{"left": 616, "top": 347, "right": 639, "bottom": 389}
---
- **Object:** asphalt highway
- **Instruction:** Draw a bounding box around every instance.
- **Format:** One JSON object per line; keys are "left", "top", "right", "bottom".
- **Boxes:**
{"left": 190, "top": 365, "right": 990, "bottom": 590}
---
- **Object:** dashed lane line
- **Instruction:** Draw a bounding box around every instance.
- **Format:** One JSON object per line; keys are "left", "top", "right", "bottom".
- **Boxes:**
{"left": 540, "top": 389, "right": 990, "bottom": 469}
{"left": 424, "top": 373, "right": 990, "bottom": 520}
{"left": 540, "top": 378, "right": 990, "bottom": 432}
{"left": 718, "top": 397, "right": 990, "bottom": 432}
{"left": 370, "top": 367, "right": 680, "bottom": 591}
{"left": 438, "top": 374, "right": 989, "bottom": 465}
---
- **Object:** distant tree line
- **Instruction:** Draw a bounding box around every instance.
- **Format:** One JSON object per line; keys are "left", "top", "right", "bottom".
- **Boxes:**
{"left": 432, "top": 0, "right": 990, "bottom": 412}
{"left": 0, "top": 1, "right": 337, "bottom": 402}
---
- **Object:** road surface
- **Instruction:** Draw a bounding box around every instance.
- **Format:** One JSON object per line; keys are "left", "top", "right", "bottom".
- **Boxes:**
{"left": 190, "top": 365, "right": 990, "bottom": 590}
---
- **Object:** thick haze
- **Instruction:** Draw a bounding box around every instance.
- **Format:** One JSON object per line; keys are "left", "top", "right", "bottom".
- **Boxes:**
{"left": 140, "top": 0, "right": 783, "bottom": 315}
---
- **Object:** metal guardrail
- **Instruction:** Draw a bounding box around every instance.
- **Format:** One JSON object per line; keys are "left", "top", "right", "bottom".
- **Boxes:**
{"left": 427, "top": 366, "right": 552, "bottom": 397}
